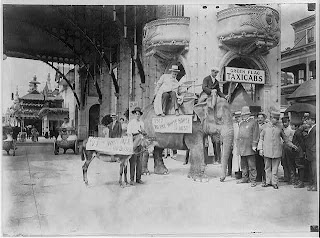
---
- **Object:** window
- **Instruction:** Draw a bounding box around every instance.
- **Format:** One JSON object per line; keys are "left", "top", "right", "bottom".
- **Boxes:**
{"left": 307, "top": 26, "right": 314, "bottom": 43}
{"left": 294, "top": 31, "right": 306, "bottom": 47}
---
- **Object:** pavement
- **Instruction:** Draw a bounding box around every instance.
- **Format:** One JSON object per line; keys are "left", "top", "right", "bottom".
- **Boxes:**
{"left": 1, "top": 140, "right": 319, "bottom": 236}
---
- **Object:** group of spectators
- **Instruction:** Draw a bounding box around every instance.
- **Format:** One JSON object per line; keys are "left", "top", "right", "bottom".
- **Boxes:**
{"left": 231, "top": 107, "right": 317, "bottom": 191}
{"left": 6, "top": 125, "right": 39, "bottom": 142}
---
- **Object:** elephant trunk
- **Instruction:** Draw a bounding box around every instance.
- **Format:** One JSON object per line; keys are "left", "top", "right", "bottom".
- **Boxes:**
{"left": 219, "top": 124, "right": 234, "bottom": 181}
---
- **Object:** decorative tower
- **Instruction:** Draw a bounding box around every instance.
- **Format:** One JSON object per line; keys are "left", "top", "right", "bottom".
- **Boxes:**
{"left": 28, "top": 75, "right": 41, "bottom": 93}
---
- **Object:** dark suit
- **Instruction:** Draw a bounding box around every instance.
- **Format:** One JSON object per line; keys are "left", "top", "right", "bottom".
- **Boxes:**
{"left": 238, "top": 117, "right": 259, "bottom": 182}
{"left": 305, "top": 125, "right": 316, "bottom": 186}
{"left": 107, "top": 121, "right": 122, "bottom": 138}
{"left": 199, "top": 75, "right": 226, "bottom": 100}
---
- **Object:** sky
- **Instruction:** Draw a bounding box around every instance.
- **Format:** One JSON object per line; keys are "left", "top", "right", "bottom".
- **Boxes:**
{"left": 0, "top": 3, "right": 316, "bottom": 114}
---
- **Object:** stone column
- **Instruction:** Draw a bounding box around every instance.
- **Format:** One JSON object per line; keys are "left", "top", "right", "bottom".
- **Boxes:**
{"left": 75, "top": 65, "right": 88, "bottom": 140}
{"left": 118, "top": 39, "right": 131, "bottom": 116}
{"left": 99, "top": 61, "right": 112, "bottom": 118}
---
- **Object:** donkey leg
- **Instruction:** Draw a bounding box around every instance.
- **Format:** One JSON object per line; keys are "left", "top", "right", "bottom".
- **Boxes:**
{"left": 82, "top": 152, "right": 95, "bottom": 185}
{"left": 154, "top": 147, "right": 169, "bottom": 175}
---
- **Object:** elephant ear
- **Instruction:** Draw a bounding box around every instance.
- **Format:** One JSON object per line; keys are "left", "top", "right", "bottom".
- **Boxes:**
{"left": 194, "top": 103, "right": 208, "bottom": 123}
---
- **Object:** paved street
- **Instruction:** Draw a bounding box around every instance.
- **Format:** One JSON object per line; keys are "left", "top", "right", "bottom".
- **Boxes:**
{"left": 1, "top": 140, "right": 319, "bottom": 236}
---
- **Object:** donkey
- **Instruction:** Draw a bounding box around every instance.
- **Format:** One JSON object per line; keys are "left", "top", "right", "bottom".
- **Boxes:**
{"left": 81, "top": 132, "right": 153, "bottom": 187}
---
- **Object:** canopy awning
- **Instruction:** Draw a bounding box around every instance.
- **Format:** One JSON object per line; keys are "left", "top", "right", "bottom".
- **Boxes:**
{"left": 287, "top": 79, "right": 316, "bottom": 99}
{"left": 38, "top": 107, "right": 69, "bottom": 118}
{"left": 285, "top": 102, "right": 316, "bottom": 114}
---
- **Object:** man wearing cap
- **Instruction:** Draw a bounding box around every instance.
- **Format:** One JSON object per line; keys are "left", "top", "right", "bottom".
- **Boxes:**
{"left": 127, "top": 107, "right": 145, "bottom": 185}
{"left": 304, "top": 113, "right": 317, "bottom": 191}
{"left": 280, "top": 116, "right": 296, "bottom": 184}
{"left": 237, "top": 106, "right": 260, "bottom": 187}
{"left": 290, "top": 119, "right": 308, "bottom": 188}
{"left": 198, "top": 67, "right": 229, "bottom": 105}
{"left": 154, "top": 65, "right": 182, "bottom": 116}
{"left": 256, "top": 111, "right": 268, "bottom": 183}
{"left": 258, "top": 111, "right": 298, "bottom": 189}
{"left": 107, "top": 113, "right": 122, "bottom": 138}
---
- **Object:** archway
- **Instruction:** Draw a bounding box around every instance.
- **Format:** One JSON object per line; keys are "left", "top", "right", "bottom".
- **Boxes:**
{"left": 219, "top": 54, "right": 270, "bottom": 114}
{"left": 88, "top": 104, "right": 100, "bottom": 136}
{"left": 220, "top": 53, "right": 269, "bottom": 103}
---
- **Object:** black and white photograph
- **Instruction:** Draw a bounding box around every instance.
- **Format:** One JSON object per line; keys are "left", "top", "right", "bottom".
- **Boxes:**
{"left": 1, "top": 0, "right": 319, "bottom": 236}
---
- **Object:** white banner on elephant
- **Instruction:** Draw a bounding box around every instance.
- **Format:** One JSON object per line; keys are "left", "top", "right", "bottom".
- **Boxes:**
{"left": 86, "top": 136, "right": 134, "bottom": 155}
{"left": 152, "top": 115, "right": 193, "bottom": 133}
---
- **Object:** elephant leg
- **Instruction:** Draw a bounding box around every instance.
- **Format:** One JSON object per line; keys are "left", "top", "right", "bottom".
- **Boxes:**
{"left": 219, "top": 127, "right": 234, "bottom": 182}
{"left": 142, "top": 151, "right": 150, "bottom": 175}
{"left": 124, "top": 163, "right": 128, "bottom": 185}
{"left": 153, "top": 147, "right": 169, "bottom": 175}
{"left": 185, "top": 134, "right": 208, "bottom": 182}
{"left": 119, "top": 162, "right": 124, "bottom": 187}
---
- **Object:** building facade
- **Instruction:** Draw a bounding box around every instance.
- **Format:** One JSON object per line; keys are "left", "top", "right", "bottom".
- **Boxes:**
{"left": 9, "top": 75, "right": 69, "bottom": 136}
{"left": 281, "top": 14, "right": 316, "bottom": 111}
{"left": 75, "top": 4, "right": 282, "bottom": 140}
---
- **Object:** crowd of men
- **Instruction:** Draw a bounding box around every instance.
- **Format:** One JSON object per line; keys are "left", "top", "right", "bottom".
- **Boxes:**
{"left": 231, "top": 108, "right": 317, "bottom": 191}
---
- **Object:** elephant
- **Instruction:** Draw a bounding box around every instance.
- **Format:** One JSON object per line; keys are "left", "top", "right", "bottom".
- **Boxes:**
{"left": 141, "top": 96, "right": 234, "bottom": 182}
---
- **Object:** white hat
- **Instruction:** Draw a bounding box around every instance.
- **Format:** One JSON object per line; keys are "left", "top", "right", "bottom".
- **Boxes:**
{"left": 211, "top": 67, "right": 220, "bottom": 72}
{"left": 241, "top": 106, "right": 251, "bottom": 116}
{"left": 169, "top": 65, "right": 180, "bottom": 72}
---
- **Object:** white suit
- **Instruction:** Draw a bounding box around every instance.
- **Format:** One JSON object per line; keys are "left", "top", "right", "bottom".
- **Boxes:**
{"left": 154, "top": 74, "right": 181, "bottom": 115}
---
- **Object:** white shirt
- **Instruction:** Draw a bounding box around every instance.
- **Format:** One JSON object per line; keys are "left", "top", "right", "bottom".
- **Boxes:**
{"left": 154, "top": 74, "right": 181, "bottom": 95}
{"left": 308, "top": 124, "right": 316, "bottom": 134}
{"left": 283, "top": 125, "right": 295, "bottom": 142}
{"left": 127, "top": 118, "right": 144, "bottom": 135}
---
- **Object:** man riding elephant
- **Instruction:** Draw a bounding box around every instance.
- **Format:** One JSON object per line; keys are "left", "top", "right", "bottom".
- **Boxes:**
{"left": 199, "top": 67, "right": 230, "bottom": 106}
{"left": 153, "top": 65, "right": 183, "bottom": 117}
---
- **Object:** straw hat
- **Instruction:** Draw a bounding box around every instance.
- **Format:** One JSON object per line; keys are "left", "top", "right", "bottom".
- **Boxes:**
{"left": 211, "top": 67, "right": 220, "bottom": 72}
{"left": 168, "top": 65, "right": 180, "bottom": 72}
{"left": 270, "top": 111, "right": 280, "bottom": 118}
{"left": 241, "top": 106, "right": 251, "bottom": 116}
{"left": 132, "top": 107, "right": 143, "bottom": 115}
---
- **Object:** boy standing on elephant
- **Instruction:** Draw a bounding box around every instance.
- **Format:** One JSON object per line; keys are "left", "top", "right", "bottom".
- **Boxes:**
{"left": 258, "top": 111, "right": 298, "bottom": 189}
{"left": 237, "top": 106, "right": 259, "bottom": 187}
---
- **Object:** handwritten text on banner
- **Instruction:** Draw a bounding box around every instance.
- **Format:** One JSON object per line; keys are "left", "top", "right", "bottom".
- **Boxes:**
{"left": 86, "top": 136, "right": 134, "bottom": 155}
{"left": 152, "top": 115, "right": 193, "bottom": 133}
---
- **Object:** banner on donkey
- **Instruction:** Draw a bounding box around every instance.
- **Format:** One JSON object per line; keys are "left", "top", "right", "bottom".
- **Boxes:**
{"left": 86, "top": 136, "right": 134, "bottom": 155}
{"left": 152, "top": 115, "right": 193, "bottom": 133}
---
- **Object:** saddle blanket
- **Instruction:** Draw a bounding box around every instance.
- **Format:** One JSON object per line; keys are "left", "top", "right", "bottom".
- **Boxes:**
{"left": 152, "top": 115, "right": 193, "bottom": 133}
{"left": 86, "top": 136, "right": 134, "bottom": 155}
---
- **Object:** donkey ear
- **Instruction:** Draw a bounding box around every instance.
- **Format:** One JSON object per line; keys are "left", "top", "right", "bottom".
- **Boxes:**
{"left": 194, "top": 103, "right": 207, "bottom": 122}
